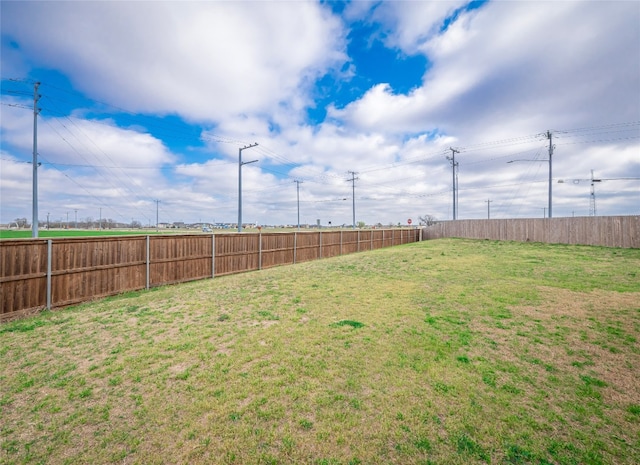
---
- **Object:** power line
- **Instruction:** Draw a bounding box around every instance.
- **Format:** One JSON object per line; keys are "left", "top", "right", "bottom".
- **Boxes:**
{"left": 40, "top": 118, "right": 154, "bottom": 223}
{"left": 35, "top": 153, "right": 130, "bottom": 222}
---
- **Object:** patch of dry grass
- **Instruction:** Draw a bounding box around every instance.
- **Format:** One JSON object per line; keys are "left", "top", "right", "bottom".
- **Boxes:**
{"left": 1, "top": 239, "right": 639, "bottom": 464}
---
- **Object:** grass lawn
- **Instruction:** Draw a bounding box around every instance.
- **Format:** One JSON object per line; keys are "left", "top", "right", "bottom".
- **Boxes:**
{"left": 1, "top": 239, "right": 639, "bottom": 464}
{"left": 0, "top": 229, "right": 162, "bottom": 240}
{"left": 0, "top": 227, "right": 352, "bottom": 240}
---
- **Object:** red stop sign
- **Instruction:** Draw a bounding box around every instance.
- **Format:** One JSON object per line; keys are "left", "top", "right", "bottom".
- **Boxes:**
{"left": 407, "top": 219, "right": 412, "bottom": 225}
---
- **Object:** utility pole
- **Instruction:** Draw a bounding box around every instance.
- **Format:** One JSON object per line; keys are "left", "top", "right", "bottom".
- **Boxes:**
{"left": 294, "top": 180, "right": 303, "bottom": 230}
{"left": 31, "top": 82, "right": 41, "bottom": 238}
{"left": 66, "top": 211, "right": 69, "bottom": 229}
{"left": 485, "top": 199, "right": 492, "bottom": 219}
{"left": 47, "top": 212, "right": 50, "bottom": 230}
{"left": 99, "top": 207, "right": 102, "bottom": 230}
{"left": 238, "top": 143, "right": 259, "bottom": 233}
{"left": 546, "top": 130, "right": 554, "bottom": 218}
{"left": 589, "top": 170, "right": 597, "bottom": 216}
{"left": 74, "top": 209, "right": 78, "bottom": 229}
{"left": 447, "top": 147, "right": 460, "bottom": 220}
{"left": 155, "top": 200, "right": 160, "bottom": 232}
{"left": 347, "top": 171, "right": 358, "bottom": 229}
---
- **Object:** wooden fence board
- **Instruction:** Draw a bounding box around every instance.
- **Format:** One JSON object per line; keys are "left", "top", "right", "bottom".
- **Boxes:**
{"left": 341, "top": 231, "right": 358, "bottom": 254}
{"left": 50, "top": 237, "right": 147, "bottom": 308}
{"left": 423, "top": 216, "right": 639, "bottom": 248}
{"left": 372, "top": 230, "right": 384, "bottom": 250}
{"left": 214, "top": 234, "right": 260, "bottom": 276}
{"left": 260, "top": 233, "right": 295, "bottom": 269}
{"left": 294, "top": 232, "right": 320, "bottom": 263}
{"left": 1, "top": 240, "right": 47, "bottom": 316}
{"left": 321, "top": 231, "right": 341, "bottom": 258}
{"left": 149, "top": 235, "right": 212, "bottom": 285}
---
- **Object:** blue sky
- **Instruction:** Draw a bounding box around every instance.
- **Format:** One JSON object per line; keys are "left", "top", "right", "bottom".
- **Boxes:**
{"left": 1, "top": 0, "right": 639, "bottom": 228}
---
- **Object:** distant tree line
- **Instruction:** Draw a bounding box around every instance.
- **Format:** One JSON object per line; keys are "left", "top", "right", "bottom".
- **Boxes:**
{"left": 10, "top": 217, "right": 140, "bottom": 229}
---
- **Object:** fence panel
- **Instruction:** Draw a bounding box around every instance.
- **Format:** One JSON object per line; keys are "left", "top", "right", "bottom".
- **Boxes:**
{"left": 360, "top": 230, "right": 373, "bottom": 251}
{"left": 260, "top": 233, "right": 295, "bottom": 269}
{"left": 341, "top": 231, "right": 358, "bottom": 254}
{"left": 423, "top": 216, "right": 639, "bottom": 248}
{"left": 214, "top": 234, "right": 260, "bottom": 276}
{"left": 371, "top": 230, "right": 384, "bottom": 249}
{"left": 51, "top": 236, "right": 147, "bottom": 308}
{"left": 1, "top": 240, "right": 47, "bottom": 319}
{"left": 384, "top": 230, "right": 395, "bottom": 247}
{"left": 620, "top": 216, "right": 637, "bottom": 248}
{"left": 321, "top": 231, "right": 342, "bottom": 258}
{"left": 150, "top": 235, "right": 212, "bottom": 286}
{"left": 295, "top": 232, "right": 320, "bottom": 263}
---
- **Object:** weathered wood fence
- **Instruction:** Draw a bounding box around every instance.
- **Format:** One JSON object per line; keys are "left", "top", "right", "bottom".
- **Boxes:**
{"left": 422, "top": 216, "right": 639, "bottom": 248}
{"left": 1, "top": 228, "right": 419, "bottom": 321}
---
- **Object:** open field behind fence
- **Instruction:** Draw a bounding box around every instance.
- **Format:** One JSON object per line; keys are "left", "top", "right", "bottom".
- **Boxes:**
{"left": 0, "top": 229, "right": 418, "bottom": 321}
{"left": 423, "top": 216, "right": 639, "bottom": 248}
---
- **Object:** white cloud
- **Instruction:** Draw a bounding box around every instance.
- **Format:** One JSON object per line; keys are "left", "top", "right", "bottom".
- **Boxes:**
{"left": 1, "top": 1, "right": 347, "bottom": 123}
{"left": 372, "top": 0, "right": 468, "bottom": 53}
{"left": 334, "top": 1, "right": 640, "bottom": 138}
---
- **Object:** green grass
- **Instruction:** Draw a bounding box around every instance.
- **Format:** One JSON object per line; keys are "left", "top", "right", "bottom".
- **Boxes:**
{"left": 0, "top": 226, "right": 376, "bottom": 240}
{"left": 1, "top": 239, "right": 639, "bottom": 464}
{"left": 0, "top": 229, "right": 165, "bottom": 239}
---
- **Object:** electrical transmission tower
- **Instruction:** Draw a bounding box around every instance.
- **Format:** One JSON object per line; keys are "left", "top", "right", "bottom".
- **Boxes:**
{"left": 557, "top": 170, "right": 601, "bottom": 216}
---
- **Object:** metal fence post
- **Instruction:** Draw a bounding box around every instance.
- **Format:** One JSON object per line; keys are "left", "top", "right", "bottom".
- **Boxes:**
{"left": 46, "top": 239, "right": 52, "bottom": 310}
{"left": 146, "top": 235, "right": 150, "bottom": 290}
{"left": 258, "top": 231, "right": 262, "bottom": 270}
{"left": 212, "top": 233, "right": 215, "bottom": 278}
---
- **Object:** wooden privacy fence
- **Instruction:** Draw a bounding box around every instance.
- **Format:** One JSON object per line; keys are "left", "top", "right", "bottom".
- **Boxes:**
{"left": 422, "top": 216, "right": 639, "bottom": 248}
{"left": 1, "top": 228, "right": 419, "bottom": 321}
